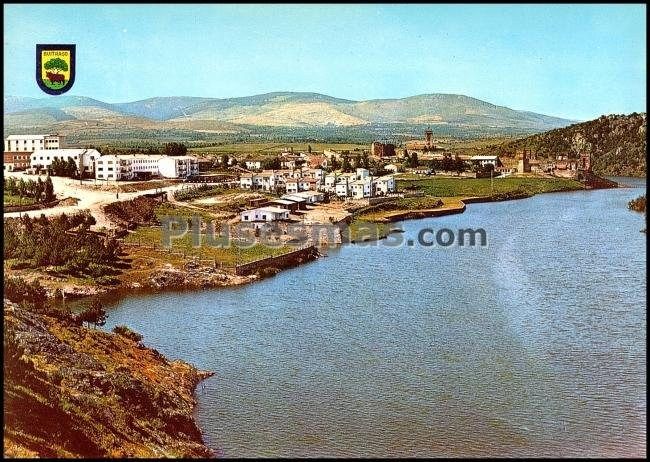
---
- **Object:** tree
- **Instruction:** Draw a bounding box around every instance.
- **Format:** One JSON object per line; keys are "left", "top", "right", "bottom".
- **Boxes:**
{"left": 66, "top": 158, "right": 78, "bottom": 178}
{"left": 307, "top": 145, "right": 312, "bottom": 154}
{"left": 44, "top": 176, "right": 55, "bottom": 202}
{"left": 162, "top": 142, "right": 187, "bottom": 156}
{"left": 342, "top": 155, "right": 352, "bottom": 172}
{"left": 221, "top": 154, "right": 230, "bottom": 167}
{"left": 410, "top": 152, "right": 419, "bottom": 168}
{"left": 263, "top": 157, "right": 281, "bottom": 170}
{"left": 44, "top": 57, "right": 69, "bottom": 74}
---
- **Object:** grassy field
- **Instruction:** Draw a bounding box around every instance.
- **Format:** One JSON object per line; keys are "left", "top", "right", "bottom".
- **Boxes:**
{"left": 125, "top": 226, "right": 294, "bottom": 266}
{"left": 397, "top": 176, "right": 584, "bottom": 198}
{"left": 188, "top": 142, "right": 367, "bottom": 155}
{"left": 3, "top": 193, "right": 36, "bottom": 207}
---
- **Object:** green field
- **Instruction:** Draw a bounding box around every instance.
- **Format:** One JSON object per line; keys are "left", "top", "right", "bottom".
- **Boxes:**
{"left": 125, "top": 226, "right": 294, "bottom": 266}
{"left": 3, "top": 193, "right": 36, "bottom": 207}
{"left": 396, "top": 177, "right": 585, "bottom": 198}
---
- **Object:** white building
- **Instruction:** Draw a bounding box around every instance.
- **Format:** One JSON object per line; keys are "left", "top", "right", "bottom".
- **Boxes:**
{"left": 244, "top": 160, "right": 263, "bottom": 171}
{"left": 285, "top": 178, "right": 300, "bottom": 194}
{"left": 30, "top": 148, "right": 99, "bottom": 174}
{"left": 95, "top": 154, "right": 163, "bottom": 181}
{"left": 286, "top": 191, "right": 325, "bottom": 204}
{"left": 372, "top": 175, "right": 396, "bottom": 195}
{"left": 384, "top": 164, "right": 399, "bottom": 173}
{"left": 239, "top": 171, "right": 283, "bottom": 192}
{"left": 470, "top": 155, "right": 501, "bottom": 168}
{"left": 240, "top": 206, "right": 289, "bottom": 222}
{"left": 5, "top": 134, "right": 65, "bottom": 153}
{"left": 158, "top": 156, "right": 199, "bottom": 179}
{"left": 351, "top": 179, "right": 372, "bottom": 199}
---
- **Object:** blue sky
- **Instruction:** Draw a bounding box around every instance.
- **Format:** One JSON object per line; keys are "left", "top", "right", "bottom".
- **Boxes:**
{"left": 3, "top": 4, "right": 646, "bottom": 120}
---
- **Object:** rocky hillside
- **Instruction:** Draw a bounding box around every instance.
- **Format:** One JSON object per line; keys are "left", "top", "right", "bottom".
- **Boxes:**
{"left": 3, "top": 301, "right": 214, "bottom": 458}
{"left": 475, "top": 113, "right": 647, "bottom": 177}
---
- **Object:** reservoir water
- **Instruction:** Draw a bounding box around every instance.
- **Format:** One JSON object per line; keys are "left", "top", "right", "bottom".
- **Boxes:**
{"left": 103, "top": 178, "right": 646, "bottom": 457}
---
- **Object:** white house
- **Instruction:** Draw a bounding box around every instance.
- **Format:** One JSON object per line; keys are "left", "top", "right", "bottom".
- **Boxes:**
{"left": 470, "top": 155, "right": 501, "bottom": 168}
{"left": 351, "top": 179, "right": 372, "bottom": 199}
{"left": 240, "top": 173, "right": 254, "bottom": 189}
{"left": 95, "top": 154, "right": 163, "bottom": 181}
{"left": 384, "top": 164, "right": 399, "bottom": 173}
{"left": 30, "top": 148, "right": 99, "bottom": 174}
{"left": 285, "top": 178, "right": 300, "bottom": 194}
{"left": 158, "top": 155, "right": 199, "bottom": 178}
{"left": 5, "top": 134, "right": 65, "bottom": 153}
{"left": 290, "top": 190, "right": 325, "bottom": 204}
{"left": 372, "top": 175, "right": 396, "bottom": 195}
{"left": 240, "top": 206, "right": 289, "bottom": 222}
{"left": 244, "top": 160, "right": 263, "bottom": 171}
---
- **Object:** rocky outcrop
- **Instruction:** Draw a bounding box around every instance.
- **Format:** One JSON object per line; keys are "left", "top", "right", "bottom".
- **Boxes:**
{"left": 3, "top": 300, "right": 214, "bottom": 458}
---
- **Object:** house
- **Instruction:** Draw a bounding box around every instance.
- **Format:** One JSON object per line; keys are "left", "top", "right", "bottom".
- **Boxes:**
{"left": 95, "top": 154, "right": 163, "bottom": 181}
{"left": 244, "top": 159, "right": 263, "bottom": 171}
{"left": 285, "top": 178, "right": 300, "bottom": 194}
{"left": 158, "top": 155, "right": 199, "bottom": 178}
{"left": 324, "top": 172, "right": 340, "bottom": 191}
{"left": 372, "top": 175, "right": 396, "bottom": 195}
{"left": 268, "top": 199, "right": 300, "bottom": 213}
{"left": 31, "top": 148, "right": 100, "bottom": 175}
{"left": 350, "top": 179, "right": 372, "bottom": 199}
{"left": 308, "top": 155, "right": 328, "bottom": 169}
{"left": 470, "top": 155, "right": 502, "bottom": 168}
{"left": 384, "top": 164, "right": 399, "bottom": 173}
{"left": 240, "top": 207, "right": 289, "bottom": 222}
{"left": 291, "top": 190, "right": 325, "bottom": 204}
{"left": 280, "top": 194, "right": 308, "bottom": 210}
{"left": 240, "top": 173, "right": 254, "bottom": 189}
{"left": 3, "top": 152, "right": 31, "bottom": 171}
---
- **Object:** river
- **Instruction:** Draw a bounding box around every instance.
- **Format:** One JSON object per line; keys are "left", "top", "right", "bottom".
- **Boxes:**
{"left": 103, "top": 178, "right": 646, "bottom": 457}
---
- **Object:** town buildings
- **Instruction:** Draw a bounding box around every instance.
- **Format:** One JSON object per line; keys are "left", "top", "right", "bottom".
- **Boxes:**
{"left": 95, "top": 154, "right": 198, "bottom": 181}
{"left": 4, "top": 134, "right": 66, "bottom": 171}
{"left": 240, "top": 206, "right": 289, "bottom": 222}
{"left": 5, "top": 134, "right": 65, "bottom": 153}
{"left": 30, "top": 148, "right": 100, "bottom": 175}
{"left": 158, "top": 156, "right": 199, "bottom": 179}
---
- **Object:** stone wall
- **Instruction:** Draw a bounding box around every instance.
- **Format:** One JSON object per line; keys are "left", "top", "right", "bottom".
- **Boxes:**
{"left": 234, "top": 245, "right": 319, "bottom": 276}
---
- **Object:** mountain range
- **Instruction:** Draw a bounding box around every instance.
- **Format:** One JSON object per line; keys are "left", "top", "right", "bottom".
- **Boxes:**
{"left": 4, "top": 92, "right": 575, "bottom": 136}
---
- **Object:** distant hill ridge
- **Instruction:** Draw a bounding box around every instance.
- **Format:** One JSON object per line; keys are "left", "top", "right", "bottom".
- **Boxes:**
{"left": 4, "top": 91, "right": 574, "bottom": 131}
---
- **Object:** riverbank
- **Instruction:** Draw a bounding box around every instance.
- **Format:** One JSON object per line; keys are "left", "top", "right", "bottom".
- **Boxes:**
{"left": 3, "top": 299, "right": 215, "bottom": 458}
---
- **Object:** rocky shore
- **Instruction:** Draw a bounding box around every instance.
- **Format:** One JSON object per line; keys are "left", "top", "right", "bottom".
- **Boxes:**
{"left": 3, "top": 300, "right": 215, "bottom": 458}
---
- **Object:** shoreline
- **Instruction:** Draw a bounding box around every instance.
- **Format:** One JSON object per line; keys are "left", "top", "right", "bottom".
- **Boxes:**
{"left": 12, "top": 179, "right": 619, "bottom": 302}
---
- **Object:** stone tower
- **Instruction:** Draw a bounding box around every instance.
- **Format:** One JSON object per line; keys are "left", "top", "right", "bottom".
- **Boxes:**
{"left": 424, "top": 127, "right": 433, "bottom": 150}
{"left": 517, "top": 149, "right": 531, "bottom": 173}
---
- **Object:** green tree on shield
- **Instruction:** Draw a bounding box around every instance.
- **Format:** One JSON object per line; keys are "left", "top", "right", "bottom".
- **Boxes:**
{"left": 44, "top": 58, "right": 68, "bottom": 86}
{"left": 44, "top": 57, "right": 68, "bottom": 73}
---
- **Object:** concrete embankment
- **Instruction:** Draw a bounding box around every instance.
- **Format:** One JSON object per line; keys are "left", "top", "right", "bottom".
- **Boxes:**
{"left": 234, "top": 245, "right": 320, "bottom": 276}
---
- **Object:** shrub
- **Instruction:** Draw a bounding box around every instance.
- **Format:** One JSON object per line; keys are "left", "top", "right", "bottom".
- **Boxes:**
{"left": 112, "top": 325, "right": 143, "bottom": 343}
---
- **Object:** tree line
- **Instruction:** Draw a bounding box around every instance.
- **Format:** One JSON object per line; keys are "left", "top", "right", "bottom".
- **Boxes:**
{"left": 4, "top": 212, "right": 120, "bottom": 277}
{"left": 4, "top": 176, "right": 55, "bottom": 203}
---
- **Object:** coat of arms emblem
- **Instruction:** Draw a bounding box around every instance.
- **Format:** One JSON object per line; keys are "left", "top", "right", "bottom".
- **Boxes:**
{"left": 36, "top": 44, "right": 76, "bottom": 95}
